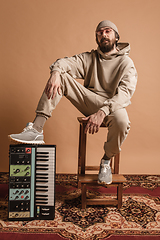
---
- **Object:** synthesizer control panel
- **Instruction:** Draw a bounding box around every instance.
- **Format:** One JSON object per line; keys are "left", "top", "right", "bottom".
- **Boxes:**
{"left": 8, "top": 144, "right": 56, "bottom": 221}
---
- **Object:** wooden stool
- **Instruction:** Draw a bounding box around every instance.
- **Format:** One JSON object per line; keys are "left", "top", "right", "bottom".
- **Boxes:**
{"left": 77, "top": 117, "right": 126, "bottom": 209}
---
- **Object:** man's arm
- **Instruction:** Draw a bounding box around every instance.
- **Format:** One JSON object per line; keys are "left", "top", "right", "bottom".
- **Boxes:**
{"left": 50, "top": 53, "right": 88, "bottom": 79}
{"left": 45, "top": 52, "right": 89, "bottom": 99}
{"left": 45, "top": 71, "right": 61, "bottom": 99}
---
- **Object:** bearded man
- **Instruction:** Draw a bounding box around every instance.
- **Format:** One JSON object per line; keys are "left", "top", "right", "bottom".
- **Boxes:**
{"left": 9, "top": 20, "right": 137, "bottom": 185}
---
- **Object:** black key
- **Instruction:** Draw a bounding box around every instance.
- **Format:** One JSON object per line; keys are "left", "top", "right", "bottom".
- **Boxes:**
{"left": 36, "top": 194, "right": 48, "bottom": 197}
{"left": 36, "top": 164, "right": 49, "bottom": 167}
{"left": 36, "top": 155, "right": 49, "bottom": 158}
{"left": 36, "top": 168, "right": 49, "bottom": 171}
{"left": 36, "top": 198, "right": 48, "bottom": 201}
{"left": 36, "top": 185, "right": 48, "bottom": 188}
{"left": 36, "top": 180, "right": 48, "bottom": 183}
{"left": 36, "top": 177, "right": 48, "bottom": 179}
{"left": 36, "top": 173, "right": 48, "bottom": 176}
{"left": 36, "top": 152, "right": 49, "bottom": 155}
{"left": 35, "top": 201, "right": 48, "bottom": 204}
{"left": 36, "top": 159, "right": 49, "bottom": 161}
{"left": 36, "top": 189, "right": 48, "bottom": 192}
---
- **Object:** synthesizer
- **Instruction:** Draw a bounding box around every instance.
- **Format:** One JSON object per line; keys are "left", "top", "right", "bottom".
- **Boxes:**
{"left": 8, "top": 144, "right": 56, "bottom": 221}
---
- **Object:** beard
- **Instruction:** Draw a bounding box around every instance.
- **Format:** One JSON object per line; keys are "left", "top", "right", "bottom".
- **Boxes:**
{"left": 96, "top": 36, "right": 116, "bottom": 53}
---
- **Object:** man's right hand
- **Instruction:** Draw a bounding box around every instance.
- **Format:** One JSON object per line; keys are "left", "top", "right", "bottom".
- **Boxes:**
{"left": 45, "top": 71, "right": 61, "bottom": 99}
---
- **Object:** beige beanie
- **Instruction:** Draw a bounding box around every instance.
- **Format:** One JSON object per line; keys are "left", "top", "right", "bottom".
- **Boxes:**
{"left": 96, "top": 20, "right": 119, "bottom": 38}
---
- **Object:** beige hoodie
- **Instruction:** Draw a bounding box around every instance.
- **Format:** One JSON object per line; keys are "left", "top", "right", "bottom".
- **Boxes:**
{"left": 50, "top": 42, "right": 137, "bottom": 116}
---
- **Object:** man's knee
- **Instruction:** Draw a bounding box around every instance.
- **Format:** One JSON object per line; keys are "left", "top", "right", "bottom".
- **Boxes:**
{"left": 107, "top": 108, "right": 130, "bottom": 135}
{"left": 113, "top": 108, "right": 130, "bottom": 134}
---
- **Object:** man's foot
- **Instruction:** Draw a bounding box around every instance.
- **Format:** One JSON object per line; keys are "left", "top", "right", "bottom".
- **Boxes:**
{"left": 9, "top": 122, "right": 45, "bottom": 144}
{"left": 98, "top": 159, "right": 112, "bottom": 184}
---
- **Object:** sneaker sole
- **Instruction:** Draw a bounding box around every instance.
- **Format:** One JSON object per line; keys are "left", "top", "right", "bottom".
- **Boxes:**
{"left": 8, "top": 135, "right": 45, "bottom": 145}
{"left": 98, "top": 180, "right": 112, "bottom": 185}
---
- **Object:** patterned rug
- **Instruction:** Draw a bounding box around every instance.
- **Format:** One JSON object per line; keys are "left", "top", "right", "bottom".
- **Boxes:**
{"left": 0, "top": 173, "right": 160, "bottom": 239}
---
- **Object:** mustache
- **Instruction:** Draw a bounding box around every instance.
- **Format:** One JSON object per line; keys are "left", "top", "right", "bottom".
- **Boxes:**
{"left": 100, "top": 38, "right": 110, "bottom": 43}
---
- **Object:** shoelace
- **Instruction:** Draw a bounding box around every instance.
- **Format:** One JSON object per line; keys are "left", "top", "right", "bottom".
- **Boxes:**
{"left": 101, "top": 163, "right": 110, "bottom": 170}
{"left": 22, "top": 123, "right": 33, "bottom": 133}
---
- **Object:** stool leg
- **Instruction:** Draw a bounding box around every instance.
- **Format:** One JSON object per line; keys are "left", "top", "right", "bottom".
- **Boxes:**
{"left": 114, "top": 153, "right": 120, "bottom": 174}
{"left": 117, "top": 183, "right": 123, "bottom": 209}
{"left": 82, "top": 183, "right": 87, "bottom": 210}
{"left": 78, "top": 124, "right": 82, "bottom": 188}
{"left": 78, "top": 123, "right": 82, "bottom": 175}
{"left": 80, "top": 123, "right": 87, "bottom": 175}
{"left": 78, "top": 123, "right": 87, "bottom": 188}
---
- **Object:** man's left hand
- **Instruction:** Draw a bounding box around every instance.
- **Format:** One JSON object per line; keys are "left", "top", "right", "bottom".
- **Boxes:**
{"left": 82, "top": 110, "right": 106, "bottom": 134}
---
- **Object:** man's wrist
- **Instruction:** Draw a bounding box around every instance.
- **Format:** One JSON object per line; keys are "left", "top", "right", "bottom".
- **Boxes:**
{"left": 98, "top": 109, "right": 106, "bottom": 118}
{"left": 51, "top": 70, "right": 60, "bottom": 77}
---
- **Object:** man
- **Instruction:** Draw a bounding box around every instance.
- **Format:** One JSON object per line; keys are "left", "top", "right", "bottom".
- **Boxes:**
{"left": 9, "top": 20, "right": 137, "bottom": 185}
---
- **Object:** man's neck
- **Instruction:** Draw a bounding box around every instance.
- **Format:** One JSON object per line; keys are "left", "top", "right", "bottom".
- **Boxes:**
{"left": 104, "top": 46, "right": 118, "bottom": 55}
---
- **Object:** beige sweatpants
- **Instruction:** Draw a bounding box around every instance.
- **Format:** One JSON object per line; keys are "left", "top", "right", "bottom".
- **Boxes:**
{"left": 36, "top": 73, "right": 130, "bottom": 158}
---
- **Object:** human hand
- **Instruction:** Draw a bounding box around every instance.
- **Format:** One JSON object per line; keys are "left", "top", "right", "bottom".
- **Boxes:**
{"left": 82, "top": 110, "right": 106, "bottom": 134}
{"left": 45, "top": 71, "right": 61, "bottom": 99}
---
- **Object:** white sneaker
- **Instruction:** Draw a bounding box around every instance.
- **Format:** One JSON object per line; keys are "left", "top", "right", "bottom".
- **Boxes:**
{"left": 9, "top": 122, "right": 45, "bottom": 144}
{"left": 98, "top": 159, "right": 112, "bottom": 184}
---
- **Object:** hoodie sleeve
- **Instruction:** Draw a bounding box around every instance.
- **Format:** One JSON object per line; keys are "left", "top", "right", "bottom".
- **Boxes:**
{"left": 49, "top": 53, "right": 88, "bottom": 79}
{"left": 100, "top": 59, "right": 137, "bottom": 116}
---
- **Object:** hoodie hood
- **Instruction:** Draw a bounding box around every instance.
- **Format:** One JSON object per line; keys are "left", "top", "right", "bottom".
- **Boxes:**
{"left": 97, "top": 42, "right": 130, "bottom": 60}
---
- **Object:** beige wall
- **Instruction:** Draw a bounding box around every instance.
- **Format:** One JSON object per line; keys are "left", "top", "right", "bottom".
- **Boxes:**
{"left": 1, "top": 0, "right": 160, "bottom": 174}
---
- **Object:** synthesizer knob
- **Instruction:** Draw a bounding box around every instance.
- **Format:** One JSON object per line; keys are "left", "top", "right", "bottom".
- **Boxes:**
{"left": 10, "top": 177, "right": 15, "bottom": 182}
{"left": 15, "top": 196, "right": 19, "bottom": 199}
{"left": 14, "top": 169, "right": 20, "bottom": 174}
{"left": 25, "top": 190, "right": 29, "bottom": 194}
{"left": 14, "top": 190, "right": 19, "bottom": 194}
{"left": 24, "top": 166, "right": 30, "bottom": 171}
{"left": 19, "top": 190, "right": 24, "bottom": 195}
{"left": 11, "top": 148, "right": 16, "bottom": 153}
